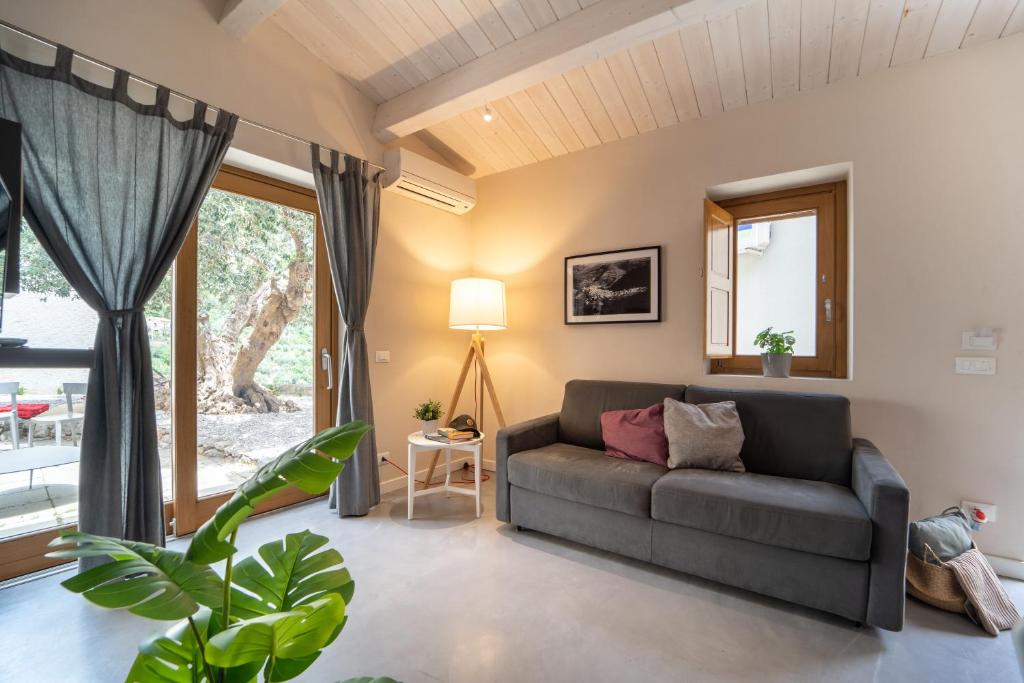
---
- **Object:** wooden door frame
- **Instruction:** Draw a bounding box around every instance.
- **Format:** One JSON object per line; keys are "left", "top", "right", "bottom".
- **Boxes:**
{"left": 171, "top": 165, "right": 337, "bottom": 536}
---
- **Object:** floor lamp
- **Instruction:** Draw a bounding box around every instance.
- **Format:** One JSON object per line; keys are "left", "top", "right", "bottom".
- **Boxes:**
{"left": 423, "top": 277, "right": 508, "bottom": 487}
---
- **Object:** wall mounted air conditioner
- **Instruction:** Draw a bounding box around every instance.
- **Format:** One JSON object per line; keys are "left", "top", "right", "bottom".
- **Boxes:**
{"left": 737, "top": 222, "right": 772, "bottom": 255}
{"left": 382, "top": 148, "right": 476, "bottom": 215}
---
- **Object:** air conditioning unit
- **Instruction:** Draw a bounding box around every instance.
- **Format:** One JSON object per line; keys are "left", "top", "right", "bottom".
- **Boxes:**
{"left": 737, "top": 222, "right": 772, "bottom": 255}
{"left": 382, "top": 148, "right": 476, "bottom": 215}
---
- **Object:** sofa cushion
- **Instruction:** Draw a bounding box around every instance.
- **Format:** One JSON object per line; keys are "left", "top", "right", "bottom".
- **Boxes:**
{"left": 651, "top": 469, "right": 872, "bottom": 561}
{"left": 508, "top": 442, "right": 667, "bottom": 518}
{"left": 601, "top": 403, "right": 669, "bottom": 466}
{"left": 662, "top": 398, "right": 745, "bottom": 472}
{"left": 684, "top": 386, "right": 853, "bottom": 486}
{"left": 560, "top": 379, "right": 685, "bottom": 450}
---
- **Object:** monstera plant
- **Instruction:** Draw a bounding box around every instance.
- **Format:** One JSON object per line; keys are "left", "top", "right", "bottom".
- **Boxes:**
{"left": 47, "top": 422, "right": 374, "bottom": 683}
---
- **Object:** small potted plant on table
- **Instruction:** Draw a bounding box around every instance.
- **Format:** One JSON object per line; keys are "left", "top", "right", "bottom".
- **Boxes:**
{"left": 754, "top": 327, "right": 796, "bottom": 378}
{"left": 413, "top": 399, "right": 443, "bottom": 436}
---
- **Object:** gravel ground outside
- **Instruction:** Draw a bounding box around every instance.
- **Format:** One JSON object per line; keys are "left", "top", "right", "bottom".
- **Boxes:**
{"left": 0, "top": 396, "right": 314, "bottom": 539}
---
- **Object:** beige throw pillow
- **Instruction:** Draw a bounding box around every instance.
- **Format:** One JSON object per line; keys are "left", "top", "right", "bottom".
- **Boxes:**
{"left": 662, "top": 398, "right": 746, "bottom": 472}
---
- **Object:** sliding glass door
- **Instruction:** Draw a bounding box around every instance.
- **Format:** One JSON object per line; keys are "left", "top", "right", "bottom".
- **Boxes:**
{"left": 0, "top": 166, "right": 336, "bottom": 579}
{"left": 171, "top": 167, "right": 337, "bottom": 536}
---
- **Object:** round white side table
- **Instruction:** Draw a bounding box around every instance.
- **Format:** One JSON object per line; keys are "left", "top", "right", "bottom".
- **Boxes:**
{"left": 406, "top": 431, "right": 483, "bottom": 520}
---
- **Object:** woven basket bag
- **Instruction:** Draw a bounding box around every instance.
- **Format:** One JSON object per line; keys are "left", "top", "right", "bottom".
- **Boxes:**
{"left": 905, "top": 542, "right": 972, "bottom": 613}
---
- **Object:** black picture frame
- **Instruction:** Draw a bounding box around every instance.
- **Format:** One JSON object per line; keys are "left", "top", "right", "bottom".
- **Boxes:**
{"left": 564, "top": 245, "right": 661, "bottom": 324}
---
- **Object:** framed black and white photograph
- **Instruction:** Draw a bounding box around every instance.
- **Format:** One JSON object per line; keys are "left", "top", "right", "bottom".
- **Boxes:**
{"left": 565, "top": 246, "right": 661, "bottom": 324}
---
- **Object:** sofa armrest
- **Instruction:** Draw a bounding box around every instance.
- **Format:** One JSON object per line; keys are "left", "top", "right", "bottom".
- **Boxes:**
{"left": 495, "top": 413, "right": 559, "bottom": 522}
{"left": 851, "top": 438, "right": 910, "bottom": 631}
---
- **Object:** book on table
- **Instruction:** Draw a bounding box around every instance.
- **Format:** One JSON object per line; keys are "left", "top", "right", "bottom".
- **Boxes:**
{"left": 424, "top": 429, "right": 476, "bottom": 444}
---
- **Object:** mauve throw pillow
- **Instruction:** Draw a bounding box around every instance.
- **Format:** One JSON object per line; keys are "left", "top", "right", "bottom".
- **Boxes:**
{"left": 663, "top": 398, "right": 746, "bottom": 472}
{"left": 601, "top": 403, "right": 669, "bottom": 466}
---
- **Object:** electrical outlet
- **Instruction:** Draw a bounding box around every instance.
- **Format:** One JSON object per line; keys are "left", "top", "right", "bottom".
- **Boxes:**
{"left": 955, "top": 357, "right": 996, "bottom": 375}
{"left": 960, "top": 500, "right": 997, "bottom": 524}
{"left": 375, "top": 350, "right": 390, "bottom": 363}
{"left": 377, "top": 451, "right": 389, "bottom": 466}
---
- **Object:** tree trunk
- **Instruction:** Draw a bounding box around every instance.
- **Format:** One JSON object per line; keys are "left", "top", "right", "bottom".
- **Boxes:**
{"left": 197, "top": 229, "right": 312, "bottom": 414}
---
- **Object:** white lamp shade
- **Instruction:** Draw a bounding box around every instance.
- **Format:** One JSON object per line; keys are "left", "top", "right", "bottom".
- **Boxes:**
{"left": 449, "top": 278, "right": 507, "bottom": 330}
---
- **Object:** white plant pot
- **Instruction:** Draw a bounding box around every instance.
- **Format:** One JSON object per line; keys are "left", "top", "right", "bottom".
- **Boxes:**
{"left": 761, "top": 353, "right": 793, "bottom": 378}
{"left": 421, "top": 419, "right": 439, "bottom": 435}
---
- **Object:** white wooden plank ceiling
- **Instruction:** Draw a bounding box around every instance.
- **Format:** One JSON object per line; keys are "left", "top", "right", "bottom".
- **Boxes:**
{"left": 267, "top": 0, "right": 1024, "bottom": 177}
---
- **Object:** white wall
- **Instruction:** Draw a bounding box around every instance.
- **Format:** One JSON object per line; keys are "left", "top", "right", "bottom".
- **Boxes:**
{"left": 470, "top": 34, "right": 1024, "bottom": 561}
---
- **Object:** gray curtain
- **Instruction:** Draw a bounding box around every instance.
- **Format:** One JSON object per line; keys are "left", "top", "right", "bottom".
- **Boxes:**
{"left": 0, "top": 45, "right": 236, "bottom": 546}
{"left": 310, "top": 146, "right": 381, "bottom": 516}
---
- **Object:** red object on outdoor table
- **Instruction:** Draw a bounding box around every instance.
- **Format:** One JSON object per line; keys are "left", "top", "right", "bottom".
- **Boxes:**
{"left": 0, "top": 403, "right": 50, "bottom": 419}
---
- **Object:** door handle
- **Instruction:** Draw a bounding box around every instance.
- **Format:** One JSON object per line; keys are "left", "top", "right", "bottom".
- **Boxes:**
{"left": 824, "top": 298, "right": 833, "bottom": 323}
{"left": 320, "top": 348, "right": 334, "bottom": 391}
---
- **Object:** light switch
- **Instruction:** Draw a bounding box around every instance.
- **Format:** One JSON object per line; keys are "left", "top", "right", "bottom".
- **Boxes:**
{"left": 962, "top": 330, "right": 998, "bottom": 351}
{"left": 375, "top": 350, "right": 390, "bottom": 363}
{"left": 955, "top": 357, "right": 996, "bottom": 375}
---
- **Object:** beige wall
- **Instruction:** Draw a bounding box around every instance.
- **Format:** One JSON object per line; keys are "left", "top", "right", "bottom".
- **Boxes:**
{"left": 471, "top": 34, "right": 1024, "bottom": 560}
{"left": 368, "top": 193, "right": 472, "bottom": 481}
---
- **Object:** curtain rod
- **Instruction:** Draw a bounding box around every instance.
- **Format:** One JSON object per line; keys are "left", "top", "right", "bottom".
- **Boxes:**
{"left": 0, "top": 19, "right": 386, "bottom": 172}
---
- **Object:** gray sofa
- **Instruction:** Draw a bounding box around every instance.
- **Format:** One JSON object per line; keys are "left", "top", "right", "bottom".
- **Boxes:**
{"left": 496, "top": 380, "right": 910, "bottom": 631}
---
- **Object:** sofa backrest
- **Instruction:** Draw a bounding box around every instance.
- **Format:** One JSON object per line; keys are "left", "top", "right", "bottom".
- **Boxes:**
{"left": 560, "top": 379, "right": 685, "bottom": 450}
{"left": 684, "top": 386, "right": 853, "bottom": 486}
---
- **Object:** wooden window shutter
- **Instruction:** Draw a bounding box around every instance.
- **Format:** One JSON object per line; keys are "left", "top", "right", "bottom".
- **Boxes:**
{"left": 704, "top": 198, "right": 735, "bottom": 358}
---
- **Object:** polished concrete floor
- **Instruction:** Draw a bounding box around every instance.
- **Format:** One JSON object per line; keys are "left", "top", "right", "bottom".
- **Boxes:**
{"left": 2, "top": 477, "right": 1022, "bottom": 683}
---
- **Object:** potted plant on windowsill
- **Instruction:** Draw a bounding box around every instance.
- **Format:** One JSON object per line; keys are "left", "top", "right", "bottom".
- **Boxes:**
{"left": 413, "top": 399, "right": 443, "bottom": 436}
{"left": 754, "top": 327, "right": 796, "bottom": 378}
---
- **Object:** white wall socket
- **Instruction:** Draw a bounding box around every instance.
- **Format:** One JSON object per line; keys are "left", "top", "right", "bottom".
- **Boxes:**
{"left": 375, "top": 350, "right": 391, "bottom": 363}
{"left": 377, "top": 451, "right": 389, "bottom": 465}
{"left": 960, "top": 500, "right": 997, "bottom": 523}
{"left": 955, "top": 357, "right": 996, "bottom": 375}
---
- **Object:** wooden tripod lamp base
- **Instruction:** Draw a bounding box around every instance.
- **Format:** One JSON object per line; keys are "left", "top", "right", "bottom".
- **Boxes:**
{"left": 423, "top": 332, "right": 506, "bottom": 487}
{"left": 423, "top": 278, "right": 509, "bottom": 488}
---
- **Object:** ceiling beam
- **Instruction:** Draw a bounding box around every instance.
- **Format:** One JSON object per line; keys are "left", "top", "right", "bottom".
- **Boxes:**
{"left": 372, "top": 0, "right": 750, "bottom": 141}
{"left": 219, "top": 0, "right": 289, "bottom": 39}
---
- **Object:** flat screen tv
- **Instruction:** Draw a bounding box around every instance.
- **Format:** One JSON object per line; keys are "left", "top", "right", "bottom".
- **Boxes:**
{"left": 0, "top": 117, "right": 23, "bottom": 332}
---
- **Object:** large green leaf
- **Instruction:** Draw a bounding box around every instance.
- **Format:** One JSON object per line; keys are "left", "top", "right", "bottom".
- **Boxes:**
{"left": 125, "top": 610, "right": 211, "bottom": 683}
{"left": 230, "top": 530, "right": 355, "bottom": 621}
{"left": 48, "top": 532, "right": 222, "bottom": 620}
{"left": 187, "top": 422, "right": 372, "bottom": 565}
{"left": 204, "top": 594, "right": 346, "bottom": 681}
{"left": 125, "top": 611, "right": 262, "bottom": 683}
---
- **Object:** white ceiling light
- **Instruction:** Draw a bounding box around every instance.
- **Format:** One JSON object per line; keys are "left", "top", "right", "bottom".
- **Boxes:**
{"left": 482, "top": 106, "right": 494, "bottom": 123}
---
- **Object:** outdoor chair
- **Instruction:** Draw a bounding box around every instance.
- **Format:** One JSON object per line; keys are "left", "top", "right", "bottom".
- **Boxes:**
{"left": 27, "top": 382, "right": 87, "bottom": 447}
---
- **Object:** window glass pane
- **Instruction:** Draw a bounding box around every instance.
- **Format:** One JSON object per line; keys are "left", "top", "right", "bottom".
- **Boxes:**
{"left": 195, "top": 189, "right": 315, "bottom": 498}
{"left": 5, "top": 223, "right": 98, "bottom": 348}
{"left": 0, "top": 364, "right": 85, "bottom": 540}
{"left": 736, "top": 214, "right": 817, "bottom": 356}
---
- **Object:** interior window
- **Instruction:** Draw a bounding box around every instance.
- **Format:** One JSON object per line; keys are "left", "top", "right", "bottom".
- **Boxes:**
{"left": 704, "top": 182, "right": 848, "bottom": 378}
